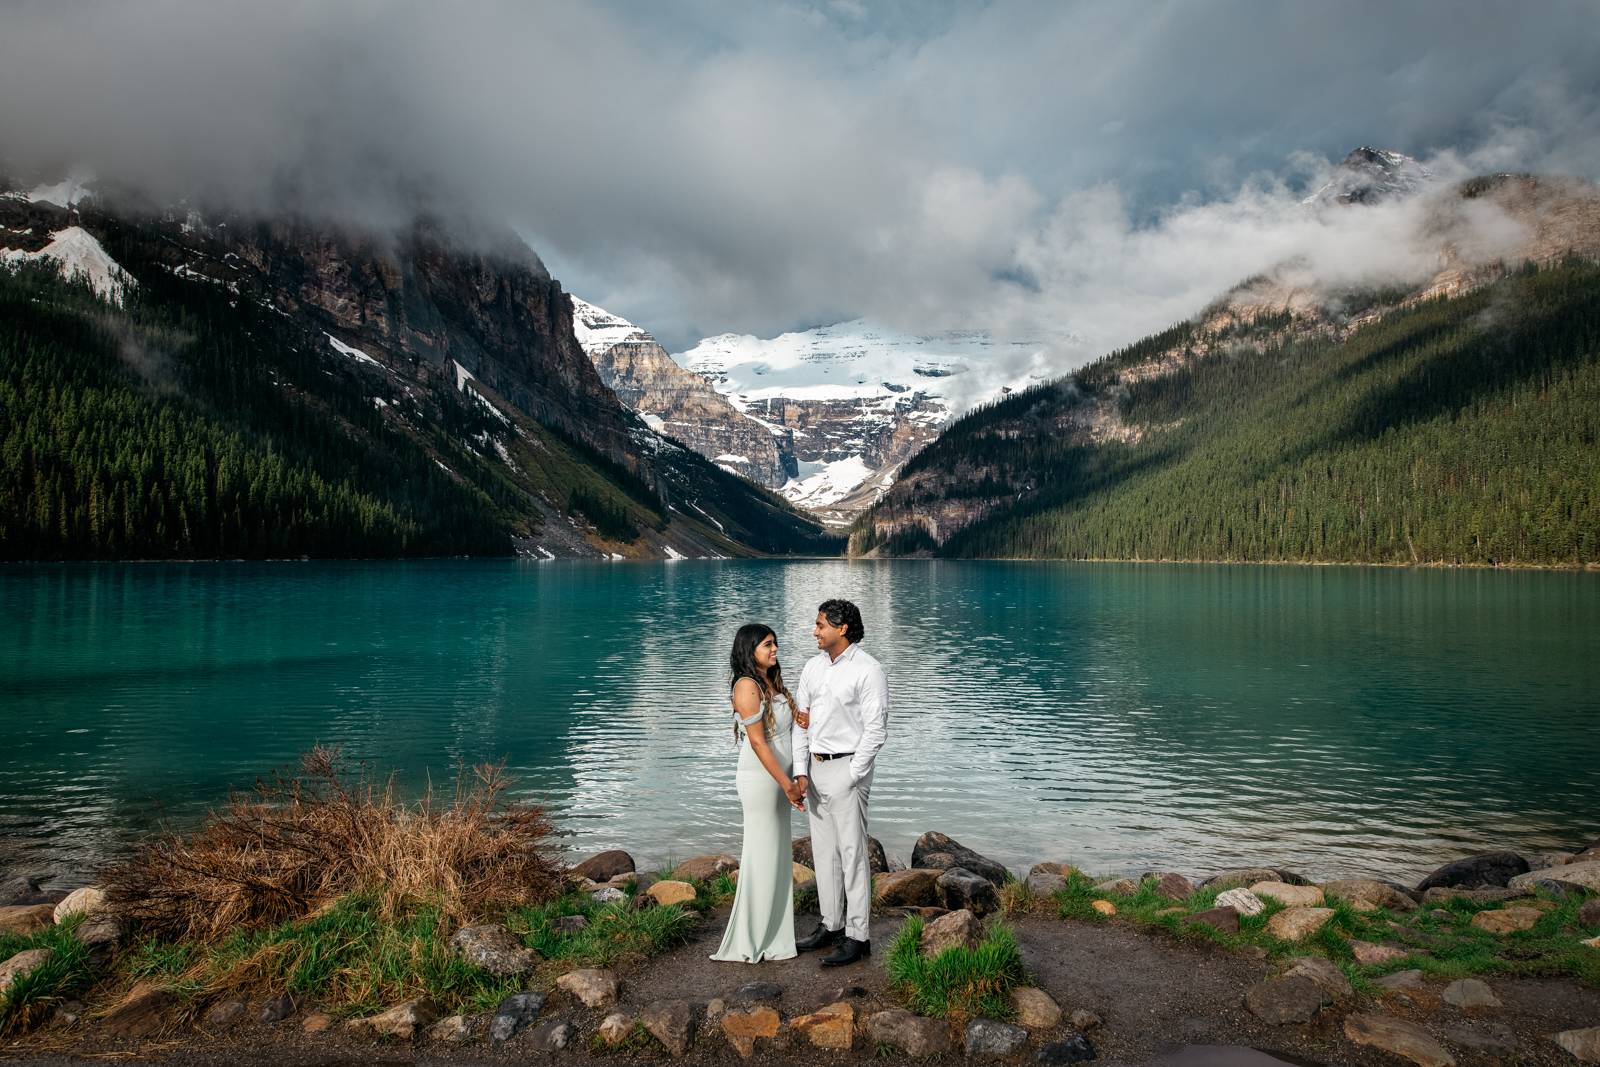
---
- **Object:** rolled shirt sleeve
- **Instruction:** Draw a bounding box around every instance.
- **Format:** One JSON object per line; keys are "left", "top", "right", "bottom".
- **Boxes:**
{"left": 848, "top": 658, "right": 888, "bottom": 784}
{"left": 791, "top": 668, "right": 812, "bottom": 778}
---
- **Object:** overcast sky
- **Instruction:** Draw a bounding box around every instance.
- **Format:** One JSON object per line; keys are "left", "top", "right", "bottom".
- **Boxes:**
{"left": 3, "top": 1, "right": 1598, "bottom": 360}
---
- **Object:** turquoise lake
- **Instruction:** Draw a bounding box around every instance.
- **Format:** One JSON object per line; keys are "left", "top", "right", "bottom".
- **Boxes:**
{"left": 2, "top": 560, "right": 1597, "bottom": 886}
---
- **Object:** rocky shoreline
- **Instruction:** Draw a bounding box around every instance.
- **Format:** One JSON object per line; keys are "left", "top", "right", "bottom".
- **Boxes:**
{"left": 4, "top": 830, "right": 1600, "bottom": 1065}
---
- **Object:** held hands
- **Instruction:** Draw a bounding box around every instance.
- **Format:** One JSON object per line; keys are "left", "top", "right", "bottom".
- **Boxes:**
{"left": 785, "top": 776, "right": 809, "bottom": 811}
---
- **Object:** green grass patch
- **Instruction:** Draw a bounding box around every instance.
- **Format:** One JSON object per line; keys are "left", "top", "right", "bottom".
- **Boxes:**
{"left": 1046, "top": 872, "right": 1600, "bottom": 990}
{"left": 128, "top": 894, "right": 525, "bottom": 1017}
{"left": 508, "top": 888, "right": 698, "bottom": 969}
{"left": 1051, "top": 871, "right": 1114, "bottom": 922}
{"left": 885, "top": 918, "right": 1026, "bottom": 1021}
{"left": 0, "top": 916, "right": 100, "bottom": 1036}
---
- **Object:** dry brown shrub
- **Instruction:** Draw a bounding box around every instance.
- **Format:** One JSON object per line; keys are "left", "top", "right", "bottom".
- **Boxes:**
{"left": 103, "top": 747, "right": 563, "bottom": 942}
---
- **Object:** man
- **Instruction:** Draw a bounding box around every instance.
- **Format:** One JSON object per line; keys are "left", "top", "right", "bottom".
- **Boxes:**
{"left": 790, "top": 598, "right": 888, "bottom": 967}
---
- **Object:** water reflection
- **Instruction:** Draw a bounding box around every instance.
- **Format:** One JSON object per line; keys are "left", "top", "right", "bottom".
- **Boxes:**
{"left": 2, "top": 560, "right": 1597, "bottom": 886}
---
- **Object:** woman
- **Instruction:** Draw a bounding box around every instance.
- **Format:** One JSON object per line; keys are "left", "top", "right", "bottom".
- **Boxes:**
{"left": 710, "top": 623, "right": 809, "bottom": 963}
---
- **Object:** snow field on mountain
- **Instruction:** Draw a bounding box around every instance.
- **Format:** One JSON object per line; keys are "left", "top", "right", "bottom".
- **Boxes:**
{"left": 1, "top": 227, "right": 135, "bottom": 305}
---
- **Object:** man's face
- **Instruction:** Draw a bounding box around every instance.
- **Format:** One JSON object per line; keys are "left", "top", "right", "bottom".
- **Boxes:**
{"left": 814, "top": 611, "right": 847, "bottom": 650}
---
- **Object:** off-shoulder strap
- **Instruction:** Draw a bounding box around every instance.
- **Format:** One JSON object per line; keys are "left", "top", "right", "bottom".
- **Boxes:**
{"left": 736, "top": 709, "right": 764, "bottom": 726}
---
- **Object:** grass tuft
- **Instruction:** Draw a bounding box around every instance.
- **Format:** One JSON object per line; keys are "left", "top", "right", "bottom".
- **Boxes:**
{"left": 0, "top": 916, "right": 99, "bottom": 1036}
{"left": 509, "top": 891, "right": 698, "bottom": 969}
{"left": 885, "top": 917, "right": 1026, "bottom": 1021}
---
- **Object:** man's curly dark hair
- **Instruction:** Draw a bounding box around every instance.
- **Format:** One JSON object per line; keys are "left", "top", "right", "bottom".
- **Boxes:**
{"left": 818, "top": 598, "right": 865, "bottom": 644}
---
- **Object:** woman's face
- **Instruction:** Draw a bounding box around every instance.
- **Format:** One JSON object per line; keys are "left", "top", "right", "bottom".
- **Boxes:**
{"left": 754, "top": 632, "right": 779, "bottom": 671}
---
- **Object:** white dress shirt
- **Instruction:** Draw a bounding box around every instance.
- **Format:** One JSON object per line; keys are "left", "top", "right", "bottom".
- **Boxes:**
{"left": 791, "top": 642, "right": 889, "bottom": 784}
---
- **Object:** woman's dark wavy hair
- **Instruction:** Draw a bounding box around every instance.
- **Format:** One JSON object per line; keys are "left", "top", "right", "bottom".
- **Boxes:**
{"left": 728, "top": 623, "right": 798, "bottom": 742}
{"left": 818, "top": 598, "right": 865, "bottom": 644}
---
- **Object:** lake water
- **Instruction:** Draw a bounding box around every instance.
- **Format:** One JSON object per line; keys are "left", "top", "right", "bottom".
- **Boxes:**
{"left": 3, "top": 560, "right": 1597, "bottom": 887}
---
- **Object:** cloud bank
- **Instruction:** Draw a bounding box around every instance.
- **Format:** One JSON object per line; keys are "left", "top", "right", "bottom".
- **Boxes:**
{"left": 2, "top": 0, "right": 1597, "bottom": 367}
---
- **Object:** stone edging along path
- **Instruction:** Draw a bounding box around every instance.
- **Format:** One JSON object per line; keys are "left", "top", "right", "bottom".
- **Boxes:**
{"left": 3, "top": 831, "right": 1600, "bottom": 1064}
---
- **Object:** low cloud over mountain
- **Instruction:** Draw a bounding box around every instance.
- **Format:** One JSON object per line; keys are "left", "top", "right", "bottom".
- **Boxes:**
{"left": 3, "top": 1, "right": 1596, "bottom": 374}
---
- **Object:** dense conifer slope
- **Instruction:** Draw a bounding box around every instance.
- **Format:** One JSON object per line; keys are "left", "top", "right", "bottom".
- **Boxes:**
{"left": 0, "top": 226, "right": 838, "bottom": 560}
{"left": 856, "top": 261, "right": 1600, "bottom": 566}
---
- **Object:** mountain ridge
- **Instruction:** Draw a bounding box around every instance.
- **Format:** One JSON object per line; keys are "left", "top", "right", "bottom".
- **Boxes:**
{"left": 854, "top": 166, "right": 1600, "bottom": 566}
{"left": 0, "top": 179, "right": 839, "bottom": 560}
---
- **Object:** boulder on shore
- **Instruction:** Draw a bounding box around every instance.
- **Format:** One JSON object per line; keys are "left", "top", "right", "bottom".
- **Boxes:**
{"left": 571, "top": 850, "right": 635, "bottom": 882}
{"left": 556, "top": 968, "right": 620, "bottom": 1009}
{"left": 1249, "top": 881, "right": 1324, "bottom": 908}
{"left": 1264, "top": 907, "right": 1334, "bottom": 941}
{"left": 1414, "top": 851, "right": 1529, "bottom": 892}
{"left": 1469, "top": 907, "right": 1542, "bottom": 934}
{"left": 720, "top": 1005, "right": 781, "bottom": 1059}
{"left": 671, "top": 854, "right": 738, "bottom": 882}
{"left": 1214, "top": 888, "right": 1265, "bottom": 915}
{"left": 1200, "top": 867, "right": 1286, "bottom": 890}
{"left": 874, "top": 869, "right": 942, "bottom": 907}
{"left": 488, "top": 992, "right": 544, "bottom": 1044}
{"left": 966, "top": 1018, "right": 1029, "bottom": 1059}
{"left": 1011, "top": 987, "right": 1062, "bottom": 1029}
{"left": 1283, "top": 955, "right": 1351, "bottom": 1000}
{"left": 789, "top": 1001, "right": 854, "bottom": 1050}
{"left": 1026, "top": 870, "right": 1071, "bottom": 896}
{"left": 1554, "top": 1027, "right": 1600, "bottom": 1063}
{"left": 639, "top": 999, "right": 698, "bottom": 1057}
{"left": 1148, "top": 872, "right": 1195, "bottom": 901}
{"left": 921, "top": 908, "right": 982, "bottom": 956}
{"left": 866, "top": 1009, "right": 951, "bottom": 1057}
{"left": 0, "top": 948, "right": 53, "bottom": 995}
{"left": 1508, "top": 859, "right": 1600, "bottom": 893}
{"left": 1244, "top": 975, "right": 1328, "bottom": 1025}
{"left": 449, "top": 923, "right": 537, "bottom": 977}
{"left": 1322, "top": 878, "right": 1417, "bottom": 912}
{"left": 646, "top": 880, "right": 698, "bottom": 906}
{"left": 1344, "top": 1012, "right": 1455, "bottom": 1067}
{"left": 937, "top": 867, "right": 1001, "bottom": 915}
{"left": 53, "top": 886, "right": 106, "bottom": 924}
{"left": 1185, "top": 905, "right": 1240, "bottom": 934}
{"left": 911, "top": 832, "right": 1009, "bottom": 886}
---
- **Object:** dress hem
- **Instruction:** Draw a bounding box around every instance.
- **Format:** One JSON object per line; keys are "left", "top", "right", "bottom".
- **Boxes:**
{"left": 708, "top": 951, "right": 798, "bottom": 964}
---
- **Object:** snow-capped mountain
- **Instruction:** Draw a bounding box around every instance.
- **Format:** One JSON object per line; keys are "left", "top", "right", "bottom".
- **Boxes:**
{"left": 573, "top": 305, "right": 1065, "bottom": 525}
{"left": 676, "top": 320, "right": 1043, "bottom": 522}
{"left": 1304, "top": 147, "right": 1433, "bottom": 207}
{"left": 570, "top": 296, "right": 793, "bottom": 488}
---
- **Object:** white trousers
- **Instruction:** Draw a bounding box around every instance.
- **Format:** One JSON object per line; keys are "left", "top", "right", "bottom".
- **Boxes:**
{"left": 807, "top": 758, "right": 873, "bottom": 941}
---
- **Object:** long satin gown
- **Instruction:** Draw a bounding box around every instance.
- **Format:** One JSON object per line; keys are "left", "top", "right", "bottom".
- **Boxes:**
{"left": 710, "top": 694, "right": 797, "bottom": 963}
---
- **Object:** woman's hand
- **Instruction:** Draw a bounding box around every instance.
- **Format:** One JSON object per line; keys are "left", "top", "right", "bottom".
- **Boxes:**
{"left": 784, "top": 779, "right": 807, "bottom": 811}
{"left": 795, "top": 707, "right": 810, "bottom": 730}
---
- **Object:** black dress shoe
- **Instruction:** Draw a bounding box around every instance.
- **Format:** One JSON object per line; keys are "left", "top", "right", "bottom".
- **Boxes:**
{"left": 819, "top": 937, "right": 870, "bottom": 967}
{"left": 795, "top": 924, "right": 844, "bottom": 953}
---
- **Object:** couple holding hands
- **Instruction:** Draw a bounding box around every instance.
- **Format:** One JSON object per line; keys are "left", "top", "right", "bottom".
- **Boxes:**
{"left": 711, "top": 598, "right": 888, "bottom": 968}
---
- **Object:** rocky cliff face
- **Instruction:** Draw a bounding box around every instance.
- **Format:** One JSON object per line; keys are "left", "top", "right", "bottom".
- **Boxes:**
{"left": 187, "top": 218, "right": 637, "bottom": 466}
{"left": 1, "top": 178, "right": 837, "bottom": 559}
{"left": 571, "top": 297, "right": 792, "bottom": 487}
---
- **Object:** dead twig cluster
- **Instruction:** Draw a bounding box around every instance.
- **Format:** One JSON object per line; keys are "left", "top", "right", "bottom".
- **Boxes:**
{"left": 103, "top": 746, "right": 563, "bottom": 942}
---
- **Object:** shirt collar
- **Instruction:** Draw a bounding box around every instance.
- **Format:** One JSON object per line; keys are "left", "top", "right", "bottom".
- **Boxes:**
{"left": 828, "top": 642, "right": 859, "bottom": 666}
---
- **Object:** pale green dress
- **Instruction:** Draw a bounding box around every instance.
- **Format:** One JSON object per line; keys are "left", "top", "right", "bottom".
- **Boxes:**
{"left": 710, "top": 693, "right": 797, "bottom": 963}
